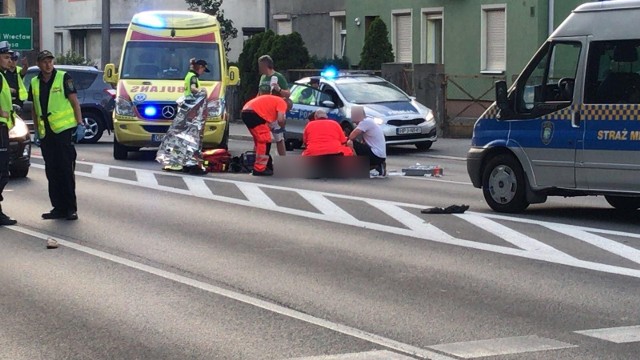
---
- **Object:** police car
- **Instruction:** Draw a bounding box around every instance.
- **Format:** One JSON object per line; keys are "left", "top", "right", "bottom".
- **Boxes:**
{"left": 284, "top": 71, "right": 437, "bottom": 151}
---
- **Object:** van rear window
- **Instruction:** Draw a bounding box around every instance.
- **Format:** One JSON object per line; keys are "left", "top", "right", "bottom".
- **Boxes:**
{"left": 120, "top": 41, "right": 221, "bottom": 81}
{"left": 584, "top": 40, "right": 640, "bottom": 104}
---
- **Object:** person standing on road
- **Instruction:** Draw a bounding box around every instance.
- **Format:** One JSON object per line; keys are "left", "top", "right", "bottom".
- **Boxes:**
{"left": 258, "top": 55, "right": 289, "bottom": 157}
{"left": 347, "top": 105, "right": 387, "bottom": 178}
{"left": 3, "top": 50, "right": 28, "bottom": 108}
{"left": 0, "top": 42, "right": 17, "bottom": 226}
{"left": 29, "top": 50, "right": 84, "bottom": 221}
{"left": 184, "top": 58, "right": 210, "bottom": 97}
{"left": 241, "top": 95, "right": 291, "bottom": 176}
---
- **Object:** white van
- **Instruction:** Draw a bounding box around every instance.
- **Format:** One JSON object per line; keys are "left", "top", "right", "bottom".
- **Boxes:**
{"left": 467, "top": 0, "right": 640, "bottom": 212}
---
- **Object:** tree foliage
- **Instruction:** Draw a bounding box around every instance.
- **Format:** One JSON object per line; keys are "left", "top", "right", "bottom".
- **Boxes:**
{"left": 56, "top": 50, "right": 96, "bottom": 66}
{"left": 237, "top": 30, "right": 310, "bottom": 103}
{"left": 186, "top": 0, "right": 239, "bottom": 55}
{"left": 359, "top": 18, "right": 395, "bottom": 70}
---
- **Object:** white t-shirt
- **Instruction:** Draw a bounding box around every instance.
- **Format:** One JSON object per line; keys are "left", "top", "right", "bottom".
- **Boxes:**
{"left": 356, "top": 117, "right": 386, "bottom": 159}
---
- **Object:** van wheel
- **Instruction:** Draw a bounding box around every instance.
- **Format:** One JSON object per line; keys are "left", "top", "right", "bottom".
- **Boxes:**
{"left": 605, "top": 196, "right": 640, "bottom": 211}
{"left": 482, "top": 154, "right": 530, "bottom": 213}
{"left": 219, "top": 123, "right": 230, "bottom": 149}
{"left": 113, "top": 136, "right": 129, "bottom": 160}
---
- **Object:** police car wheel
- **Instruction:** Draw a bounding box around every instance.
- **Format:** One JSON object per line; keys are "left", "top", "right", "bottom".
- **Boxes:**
{"left": 415, "top": 142, "right": 432, "bottom": 151}
{"left": 482, "top": 154, "right": 529, "bottom": 213}
{"left": 605, "top": 196, "right": 640, "bottom": 211}
{"left": 9, "top": 166, "right": 29, "bottom": 178}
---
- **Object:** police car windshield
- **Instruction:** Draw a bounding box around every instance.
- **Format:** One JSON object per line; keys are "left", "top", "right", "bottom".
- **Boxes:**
{"left": 336, "top": 80, "right": 409, "bottom": 104}
{"left": 120, "top": 41, "right": 221, "bottom": 81}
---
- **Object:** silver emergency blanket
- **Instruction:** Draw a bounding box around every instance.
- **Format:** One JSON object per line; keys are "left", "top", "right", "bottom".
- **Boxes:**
{"left": 156, "top": 91, "right": 208, "bottom": 168}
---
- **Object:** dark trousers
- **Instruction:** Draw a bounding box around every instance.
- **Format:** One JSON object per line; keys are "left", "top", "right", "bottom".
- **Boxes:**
{"left": 352, "top": 140, "right": 385, "bottom": 168}
{"left": 40, "top": 125, "right": 77, "bottom": 213}
{"left": 0, "top": 124, "right": 9, "bottom": 203}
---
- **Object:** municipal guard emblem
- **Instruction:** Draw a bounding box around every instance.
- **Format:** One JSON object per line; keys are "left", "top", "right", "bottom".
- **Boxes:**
{"left": 541, "top": 121, "right": 554, "bottom": 145}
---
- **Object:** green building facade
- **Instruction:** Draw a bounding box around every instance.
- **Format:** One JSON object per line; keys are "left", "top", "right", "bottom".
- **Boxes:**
{"left": 345, "top": 0, "right": 587, "bottom": 83}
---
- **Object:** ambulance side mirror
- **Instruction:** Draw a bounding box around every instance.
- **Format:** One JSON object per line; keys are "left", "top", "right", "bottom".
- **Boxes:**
{"left": 104, "top": 64, "right": 119, "bottom": 85}
{"left": 228, "top": 66, "right": 240, "bottom": 86}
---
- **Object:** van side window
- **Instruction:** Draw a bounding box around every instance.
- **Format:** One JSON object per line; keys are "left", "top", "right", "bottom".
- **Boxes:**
{"left": 515, "top": 42, "right": 582, "bottom": 116}
{"left": 585, "top": 40, "right": 640, "bottom": 104}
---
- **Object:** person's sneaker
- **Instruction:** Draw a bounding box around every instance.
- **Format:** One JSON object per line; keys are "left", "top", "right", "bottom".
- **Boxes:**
{"left": 252, "top": 169, "right": 273, "bottom": 176}
{"left": 42, "top": 209, "right": 67, "bottom": 220}
{"left": 369, "top": 168, "right": 381, "bottom": 178}
{"left": 0, "top": 212, "right": 17, "bottom": 226}
{"left": 163, "top": 164, "right": 183, "bottom": 172}
{"left": 65, "top": 212, "right": 78, "bottom": 221}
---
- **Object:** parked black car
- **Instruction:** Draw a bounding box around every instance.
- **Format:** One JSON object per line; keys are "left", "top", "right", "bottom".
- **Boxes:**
{"left": 8, "top": 112, "right": 31, "bottom": 178}
{"left": 22, "top": 65, "right": 115, "bottom": 143}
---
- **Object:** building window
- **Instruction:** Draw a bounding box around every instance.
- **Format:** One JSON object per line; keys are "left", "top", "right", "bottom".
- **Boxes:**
{"left": 331, "top": 11, "right": 346, "bottom": 58}
{"left": 276, "top": 20, "right": 292, "bottom": 35}
{"left": 422, "top": 9, "right": 443, "bottom": 64}
{"left": 70, "top": 30, "right": 87, "bottom": 58}
{"left": 481, "top": 5, "right": 506, "bottom": 73}
{"left": 392, "top": 10, "right": 412, "bottom": 63}
{"left": 54, "top": 32, "right": 63, "bottom": 56}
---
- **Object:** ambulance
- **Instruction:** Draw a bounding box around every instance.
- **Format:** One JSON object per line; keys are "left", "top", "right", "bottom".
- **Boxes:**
{"left": 467, "top": 0, "right": 640, "bottom": 212}
{"left": 104, "top": 11, "right": 239, "bottom": 160}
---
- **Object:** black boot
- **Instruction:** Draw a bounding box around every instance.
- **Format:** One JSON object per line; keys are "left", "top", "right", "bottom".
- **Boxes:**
{"left": 0, "top": 205, "right": 17, "bottom": 226}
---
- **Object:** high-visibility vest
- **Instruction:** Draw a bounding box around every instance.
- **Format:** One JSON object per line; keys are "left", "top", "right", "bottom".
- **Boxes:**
{"left": 31, "top": 70, "right": 77, "bottom": 139}
{"left": 0, "top": 72, "right": 14, "bottom": 129}
{"left": 184, "top": 71, "right": 199, "bottom": 97}
{"left": 16, "top": 66, "right": 27, "bottom": 101}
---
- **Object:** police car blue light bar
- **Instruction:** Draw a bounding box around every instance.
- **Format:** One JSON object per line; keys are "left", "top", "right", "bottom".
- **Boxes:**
{"left": 321, "top": 66, "right": 338, "bottom": 79}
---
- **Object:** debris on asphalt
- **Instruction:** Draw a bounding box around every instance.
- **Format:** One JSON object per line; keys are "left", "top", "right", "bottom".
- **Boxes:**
{"left": 402, "top": 163, "right": 443, "bottom": 177}
{"left": 421, "top": 204, "right": 470, "bottom": 214}
{"left": 46, "top": 238, "right": 59, "bottom": 249}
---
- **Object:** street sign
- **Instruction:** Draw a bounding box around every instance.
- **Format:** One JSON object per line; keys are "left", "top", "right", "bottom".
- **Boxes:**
{"left": 0, "top": 17, "right": 33, "bottom": 50}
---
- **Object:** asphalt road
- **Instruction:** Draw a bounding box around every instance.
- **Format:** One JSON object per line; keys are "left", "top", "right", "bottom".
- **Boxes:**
{"left": 1, "top": 134, "right": 639, "bottom": 360}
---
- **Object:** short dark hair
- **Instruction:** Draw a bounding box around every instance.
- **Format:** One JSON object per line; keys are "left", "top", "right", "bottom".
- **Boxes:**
{"left": 258, "top": 55, "right": 274, "bottom": 69}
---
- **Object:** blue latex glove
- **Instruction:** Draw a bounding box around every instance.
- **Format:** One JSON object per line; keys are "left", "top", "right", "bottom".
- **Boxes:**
{"left": 74, "top": 124, "right": 86, "bottom": 143}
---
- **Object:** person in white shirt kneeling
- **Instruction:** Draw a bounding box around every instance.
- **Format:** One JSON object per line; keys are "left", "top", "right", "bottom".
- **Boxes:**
{"left": 347, "top": 105, "right": 387, "bottom": 178}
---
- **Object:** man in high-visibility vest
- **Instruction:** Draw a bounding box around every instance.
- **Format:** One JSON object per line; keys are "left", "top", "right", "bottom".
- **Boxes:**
{"left": 0, "top": 41, "right": 17, "bottom": 226}
{"left": 184, "top": 58, "right": 209, "bottom": 97}
{"left": 4, "top": 50, "right": 28, "bottom": 108}
{"left": 28, "top": 50, "right": 84, "bottom": 221}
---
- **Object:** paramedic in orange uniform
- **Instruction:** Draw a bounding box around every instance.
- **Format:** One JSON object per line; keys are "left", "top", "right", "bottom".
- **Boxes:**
{"left": 241, "top": 95, "right": 291, "bottom": 176}
{"left": 302, "top": 110, "right": 353, "bottom": 157}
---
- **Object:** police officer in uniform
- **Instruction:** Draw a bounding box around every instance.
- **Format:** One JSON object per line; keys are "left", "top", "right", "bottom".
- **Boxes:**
{"left": 0, "top": 42, "right": 17, "bottom": 226}
{"left": 4, "top": 50, "right": 28, "bottom": 108}
{"left": 28, "top": 50, "right": 84, "bottom": 220}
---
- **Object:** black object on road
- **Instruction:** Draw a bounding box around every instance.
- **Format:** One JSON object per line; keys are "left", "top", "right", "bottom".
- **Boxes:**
{"left": 421, "top": 205, "right": 470, "bottom": 214}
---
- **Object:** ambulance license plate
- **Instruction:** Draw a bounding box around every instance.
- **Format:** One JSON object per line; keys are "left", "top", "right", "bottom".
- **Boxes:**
{"left": 152, "top": 134, "right": 165, "bottom": 143}
{"left": 397, "top": 127, "right": 422, "bottom": 135}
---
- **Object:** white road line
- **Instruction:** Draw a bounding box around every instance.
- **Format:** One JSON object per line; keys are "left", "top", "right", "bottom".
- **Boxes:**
{"left": 135, "top": 170, "right": 159, "bottom": 187}
{"left": 236, "top": 183, "right": 278, "bottom": 208}
{"left": 546, "top": 225, "right": 640, "bottom": 265}
{"left": 395, "top": 175, "right": 473, "bottom": 186}
{"left": 456, "top": 213, "right": 576, "bottom": 260}
{"left": 28, "top": 161, "right": 640, "bottom": 279}
{"left": 298, "top": 191, "right": 359, "bottom": 222}
{"left": 183, "top": 177, "right": 215, "bottom": 199}
{"left": 366, "top": 201, "right": 456, "bottom": 241}
{"left": 90, "top": 164, "right": 110, "bottom": 178}
{"left": 286, "top": 350, "right": 417, "bottom": 360}
{"left": 428, "top": 335, "right": 577, "bottom": 359}
{"left": 575, "top": 325, "right": 640, "bottom": 344}
{"left": 7, "top": 225, "right": 457, "bottom": 360}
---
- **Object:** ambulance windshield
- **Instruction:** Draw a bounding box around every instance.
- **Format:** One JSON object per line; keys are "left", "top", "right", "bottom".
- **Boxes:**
{"left": 120, "top": 41, "right": 221, "bottom": 81}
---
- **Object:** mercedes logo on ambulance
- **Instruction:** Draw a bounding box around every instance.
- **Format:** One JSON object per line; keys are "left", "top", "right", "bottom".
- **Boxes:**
{"left": 162, "top": 106, "right": 176, "bottom": 119}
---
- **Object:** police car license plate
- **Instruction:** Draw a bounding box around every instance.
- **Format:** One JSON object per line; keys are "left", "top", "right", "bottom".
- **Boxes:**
{"left": 152, "top": 134, "right": 165, "bottom": 143}
{"left": 397, "top": 127, "right": 422, "bottom": 135}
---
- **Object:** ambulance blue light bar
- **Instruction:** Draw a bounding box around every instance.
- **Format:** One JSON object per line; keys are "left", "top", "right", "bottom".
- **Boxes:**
{"left": 134, "top": 13, "right": 166, "bottom": 28}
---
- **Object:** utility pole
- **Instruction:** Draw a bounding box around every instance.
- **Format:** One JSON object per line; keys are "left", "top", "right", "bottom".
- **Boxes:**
{"left": 101, "top": 0, "right": 110, "bottom": 68}
{"left": 265, "top": 0, "right": 270, "bottom": 31}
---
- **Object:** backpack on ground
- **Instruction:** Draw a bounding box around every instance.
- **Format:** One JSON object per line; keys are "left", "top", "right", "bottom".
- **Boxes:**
{"left": 202, "top": 148, "right": 232, "bottom": 173}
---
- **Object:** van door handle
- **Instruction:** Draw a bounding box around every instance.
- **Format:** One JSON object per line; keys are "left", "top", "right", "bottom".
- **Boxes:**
{"left": 571, "top": 110, "right": 581, "bottom": 128}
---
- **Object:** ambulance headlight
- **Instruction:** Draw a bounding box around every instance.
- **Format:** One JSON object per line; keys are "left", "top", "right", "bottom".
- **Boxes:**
{"left": 9, "top": 118, "right": 29, "bottom": 139}
{"left": 115, "top": 97, "right": 135, "bottom": 117}
{"left": 207, "top": 99, "right": 224, "bottom": 118}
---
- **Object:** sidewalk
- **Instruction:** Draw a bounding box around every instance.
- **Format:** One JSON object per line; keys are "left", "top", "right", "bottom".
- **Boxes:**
{"left": 227, "top": 120, "right": 471, "bottom": 159}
